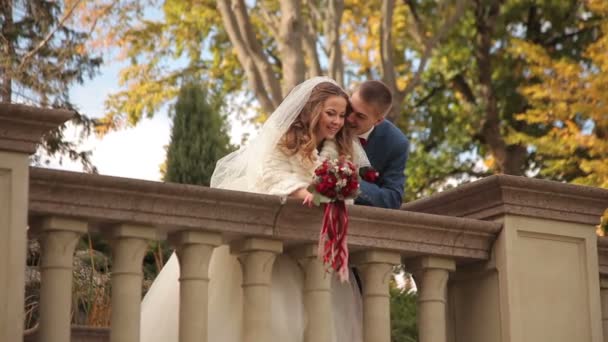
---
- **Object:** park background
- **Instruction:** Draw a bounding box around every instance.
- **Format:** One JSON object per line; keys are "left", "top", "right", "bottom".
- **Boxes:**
{"left": 2, "top": 0, "right": 607, "bottom": 340}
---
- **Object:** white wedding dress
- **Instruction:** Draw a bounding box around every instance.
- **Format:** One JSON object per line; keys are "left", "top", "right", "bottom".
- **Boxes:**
{"left": 140, "top": 140, "right": 364, "bottom": 342}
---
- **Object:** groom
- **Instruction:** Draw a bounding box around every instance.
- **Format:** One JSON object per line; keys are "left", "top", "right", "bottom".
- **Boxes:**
{"left": 348, "top": 80, "right": 409, "bottom": 209}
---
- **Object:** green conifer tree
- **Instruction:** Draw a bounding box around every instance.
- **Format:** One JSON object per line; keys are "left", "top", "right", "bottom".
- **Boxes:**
{"left": 164, "top": 81, "right": 233, "bottom": 186}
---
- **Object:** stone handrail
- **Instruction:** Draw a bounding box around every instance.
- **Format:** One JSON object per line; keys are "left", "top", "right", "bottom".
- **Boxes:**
{"left": 25, "top": 167, "right": 503, "bottom": 342}
{"left": 0, "top": 103, "right": 74, "bottom": 154}
{"left": 401, "top": 174, "right": 608, "bottom": 226}
{"left": 29, "top": 167, "right": 502, "bottom": 262}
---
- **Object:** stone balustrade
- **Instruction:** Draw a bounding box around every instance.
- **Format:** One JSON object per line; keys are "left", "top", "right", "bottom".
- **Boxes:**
{"left": 24, "top": 166, "right": 501, "bottom": 342}
{"left": 2, "top": 103, "right": 608, "bottom": 342}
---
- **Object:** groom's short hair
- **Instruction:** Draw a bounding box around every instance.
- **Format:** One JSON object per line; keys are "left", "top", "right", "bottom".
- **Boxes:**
{"left": 357, "top": 80, "right": 393, "bottom": 117}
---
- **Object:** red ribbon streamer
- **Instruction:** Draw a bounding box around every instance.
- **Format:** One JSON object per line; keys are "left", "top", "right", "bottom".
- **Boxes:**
{"left": 318, "top": 200, "right": 349, "bottom": 282}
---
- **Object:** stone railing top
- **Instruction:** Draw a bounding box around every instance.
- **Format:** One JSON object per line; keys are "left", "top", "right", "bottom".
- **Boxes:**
{"left": 29, "top": 167, "right": 503, "bottom": 264}
{"left": 402, "top": 174, "right": 608, "bottom": 226}
{"left": 599, "top": 237, "right": 608, "bottom": 277}
{"left": 0, "top": 103, "right": 74, "bottom": 154}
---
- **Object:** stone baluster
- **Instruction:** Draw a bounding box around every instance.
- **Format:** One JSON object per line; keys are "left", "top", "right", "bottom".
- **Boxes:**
{"left": 169, "top": 231, "right": 222, "bottom": 342}
{"left": 231, "top": 238, "right": 282, "bottom": 342}
{"left": 352, "top": 250, "right": 401, "bottom": 342}
{"left": 108, "top": 224, "right": 155, "bottom": 342}
{"left": 293, "top": 244, "right": 335, "bottom": 342}
{"left": 408, "top": 256, "right": 456, "bottom": 342}
{"left": 36, "top": 217, "right": 88, "bottom": 342}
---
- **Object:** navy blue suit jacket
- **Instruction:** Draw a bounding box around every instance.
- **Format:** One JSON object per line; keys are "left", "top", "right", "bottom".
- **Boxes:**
{"left": 355, "top": 120, "right": 409, "bottom": 209}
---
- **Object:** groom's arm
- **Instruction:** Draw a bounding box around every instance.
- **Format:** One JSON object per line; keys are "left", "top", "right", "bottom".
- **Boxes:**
{"left": 356, "top": 140, "right": 409, "bottom": 209}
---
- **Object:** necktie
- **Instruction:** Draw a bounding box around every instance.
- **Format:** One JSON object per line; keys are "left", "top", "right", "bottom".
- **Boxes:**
{"left": 359, "top": 137, "right": 367, "bottom": 146}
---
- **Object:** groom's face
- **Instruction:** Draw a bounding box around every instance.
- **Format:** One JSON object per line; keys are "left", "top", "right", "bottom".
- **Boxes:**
{"left": 347, "top": 91, "right": 384, "bottom": 136}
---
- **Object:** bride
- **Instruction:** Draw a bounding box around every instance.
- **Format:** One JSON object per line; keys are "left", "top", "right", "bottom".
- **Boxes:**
{"left": 140, "top": 77, "right": 368, "bottom": 342}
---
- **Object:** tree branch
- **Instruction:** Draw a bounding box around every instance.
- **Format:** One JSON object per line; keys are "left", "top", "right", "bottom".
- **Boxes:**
{"left": 473, "top": 0, "right": 524, "bottom": 175}
{"left": 19, "top": 0, "right": 84, "bottom": 71}
{"left": 381, "top": 0, "right": 397, "bottom": 95}
{"left": 306, "top": 0, "right": 323, "bottom": 25}
{"left": 414, "top": 84, "right": 445, "bottom": 107}
{"left": 258, "top": 5, "right": 280, "bottom": 41}
{"left": 544, "top": 25, "right": 599, "bottom": 47}
{"left": 383, "top": 0, "right": 468, "bottom": 122}
{"left": 404, "top": 0, "right": 424, "bottom": 45}
{"left": 301, "top": 3, "right": 322, "bottom": 77}
{"left": 217, "top": 0, "right": 276, "bottom": 113}
{"left": 400, "top": 0, "right": 468, "bottom": 96}
{"left": 230, "top": 0, "right": 282, "bottom": 105}
{"left": 450, "top": 73, "right": 476, "bottom": 104}
{"left": 277, "top": 0, "right": 305, "bottom": 94}
{"left": 1, "top": 0, "right": 14, "bottom": 102}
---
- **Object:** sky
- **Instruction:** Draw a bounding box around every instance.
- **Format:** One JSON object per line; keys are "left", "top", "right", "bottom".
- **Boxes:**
{"left": 44, "top": 60, "right": 171, "bottom": 181}
{"left": 45, "top": 61, "right": 254, "bottom": 181}
{"left": 43, "top": 6, "right": 255, "bottom": 182}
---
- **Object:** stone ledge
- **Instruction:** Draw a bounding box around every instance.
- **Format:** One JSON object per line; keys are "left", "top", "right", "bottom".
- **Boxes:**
{"left": 402, "top": 174, "right": 608, "bottom": 226}
{"left": 0, "top": 103, "right": 74, "bottom": 154}
{"left": 29, "top": 167, "right": 502, "bottom": 264}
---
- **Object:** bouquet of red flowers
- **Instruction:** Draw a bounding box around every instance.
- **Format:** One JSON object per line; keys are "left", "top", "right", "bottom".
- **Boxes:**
{"left": 309, "top": 158, "right": 360, "bottom": 282}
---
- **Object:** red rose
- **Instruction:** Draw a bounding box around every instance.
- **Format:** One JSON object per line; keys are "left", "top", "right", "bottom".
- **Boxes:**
{"left": 315, "top": 162, "right": 329, "bottom": 176}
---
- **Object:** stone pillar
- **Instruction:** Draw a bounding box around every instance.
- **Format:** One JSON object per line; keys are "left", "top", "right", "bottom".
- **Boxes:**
{"left": 169, "top": 231, "right": 222, "bottom": 342}
{"left": 408, "top": 256, "right": 456, "bottom": 342}
{"left": 37, "top": 217, "right": 88, "bottom": 342}
{"left": 108, "top": 224, "right": 156, "bottom": 342}
{"left": 231, "top": 238, "right": 282, "bottom": 342}
{"left": 0, "top": 103, "right": 72, "bottom": 341}
{"left": 292, "top": 244, "right": 334, "bottom": 342}
{"left": 601, "top": 276, "right": 608, "bottom": 342}
{"left": 0, "top": 151, "right": 29, "bottom": 342}
{"left": 352, "top": 250, "right": 401, "bottom": 342}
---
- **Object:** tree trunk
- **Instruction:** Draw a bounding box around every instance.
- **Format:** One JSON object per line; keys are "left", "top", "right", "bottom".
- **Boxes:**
{"left": 383, "top": 0, "right": 468, "bottom": 123}
{"left": 325, "top": 0, "right": 344, "bottom": 86}
{"left": 474, "top": 0, "right": 525, "bottom": 175}
{"left": 217, "top": 0, "right": 282, "bottom": 112}
{"left": 0, "top": 0, "right": 14, "bottom": 102}
{"left": 302, "top": 14, "right": 322, "bottom": 78}
{"left": 380, "top": 0, "right": 404, "bottom": 121}
{"left": 278, "top": 0, "right": 305, "bottom": 95}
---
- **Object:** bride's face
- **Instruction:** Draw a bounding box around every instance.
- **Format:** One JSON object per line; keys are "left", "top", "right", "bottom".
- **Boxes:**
{"left": 315, "top": 95, "right": 348, "bottom": 140}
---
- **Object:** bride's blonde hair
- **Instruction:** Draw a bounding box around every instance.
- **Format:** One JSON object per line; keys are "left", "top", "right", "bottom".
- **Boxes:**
{"left": 279, "top": 82, "right": 354, "bottom": 162}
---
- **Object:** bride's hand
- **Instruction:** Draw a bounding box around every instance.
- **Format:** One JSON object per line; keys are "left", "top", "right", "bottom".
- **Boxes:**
{"left": 290, "top": 188, "right": 314, "bottom": 207}
{"left": 302, "top": 192, "right": 314, "bottom": 208}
